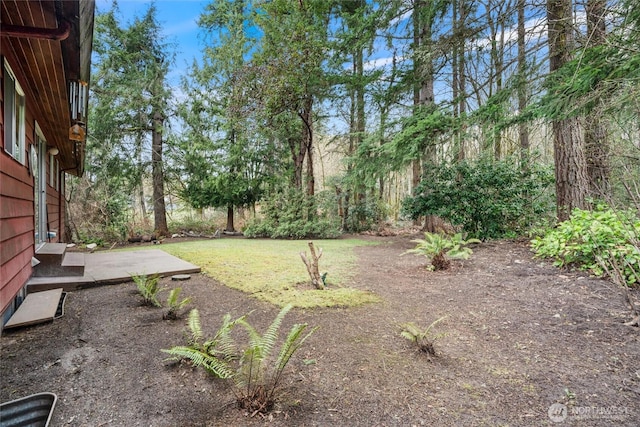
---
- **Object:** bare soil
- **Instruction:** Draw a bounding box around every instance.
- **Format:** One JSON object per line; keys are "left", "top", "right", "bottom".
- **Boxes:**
{"left": 1, "top": 235, "right": 639, "bottom": 426}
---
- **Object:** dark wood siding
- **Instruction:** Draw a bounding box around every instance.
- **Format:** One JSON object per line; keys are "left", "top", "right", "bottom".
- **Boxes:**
{"left": 1, "top": 55, "right": 63, "bottom": 312}
{"left": 1, "top": 145, "right": 34, "bottom": 313}
{"left": 1, "top": 0, "right": 92, "bottom": 317}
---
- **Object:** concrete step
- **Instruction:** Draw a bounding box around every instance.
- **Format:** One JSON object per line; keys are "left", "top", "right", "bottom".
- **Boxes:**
{"left": 34, "top": 242, "right": 66, "bottom": 264}
{"left": 3, "top": 288, "right": 63, "bottom": 329}
{"left": 60, "top": 252, "right": 85, "bottom": 276}
{"left": 27, "top": 276, "right": 93, "bottom": 293}
{"left": 33, "top": 244, "right": 84, "bottom": 277}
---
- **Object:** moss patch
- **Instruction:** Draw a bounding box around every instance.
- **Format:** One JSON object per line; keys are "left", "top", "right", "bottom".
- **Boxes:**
{"left": 156, "top": 238, "right": 382, "bottom": 308}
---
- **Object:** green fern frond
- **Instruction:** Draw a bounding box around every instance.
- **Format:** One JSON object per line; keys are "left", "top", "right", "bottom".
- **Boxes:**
{"left": 167, "top": 287, "right": 179, "bottom": 306}
{"left": 167, "top": 288, "right": 191, "bottom": 309}
{"left": 261, "top": 304, "right": 292, "bottom": 361}
{"left": 133, "top": 273, "right": 163, "bottom": 307}
{"left": 405, "top": 232, "right": 479, "bottom": 269}
{"left": 399, "top": 322, "right": 423, "bottom": 339}
{"left": 213, "top": 313, "right": 246, "bottom": 362}
{"left": 400, "top": 317, "right": 447, "bottom": 343}
{"left": 237, "top": 318, "right": 262, "bottom": 359}
{"left": 165, "top": 305, "right": 316, "bottom": 416}
{"left": 187, "top": 309, "right": 203, "bottom": 345}
{"left": 274, "top": 323, "right": 318, "bottom": 375}
{"left": 400, "top": 330, "right": 417, "bottom": 343}
{"left": 423, "top": 316, "right": 448, "bottom": 334}
{"left": 161, "top": 346, "right": 233, "bottom": 378}
{"left": 165, "top": 288, "right": 192, "bottom": 319}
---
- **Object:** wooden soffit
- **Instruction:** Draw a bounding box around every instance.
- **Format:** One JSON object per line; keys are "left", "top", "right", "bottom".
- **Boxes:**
{"left": 1, "top": 0, "right": 94, "bottom": 176}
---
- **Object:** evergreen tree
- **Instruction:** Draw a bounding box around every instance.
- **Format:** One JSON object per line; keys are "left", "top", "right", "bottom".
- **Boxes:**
{"left": 176, "top": 0, "right": 267, "bottom": 232}
{"left": 90, "top": 3, "right": 173, "bottom": 235}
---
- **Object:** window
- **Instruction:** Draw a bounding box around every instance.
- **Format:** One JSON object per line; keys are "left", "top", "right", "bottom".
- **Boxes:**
{"left": 3, "top": 60, "right": 26, "bottom": 163}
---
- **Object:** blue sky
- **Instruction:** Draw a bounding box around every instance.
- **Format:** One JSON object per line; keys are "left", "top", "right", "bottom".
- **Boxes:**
{"left": 95, "top": 0, "right": 209, "bottom": 86}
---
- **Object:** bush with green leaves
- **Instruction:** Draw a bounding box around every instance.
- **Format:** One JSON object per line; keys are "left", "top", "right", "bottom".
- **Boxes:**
{"left": 404, "top": 232, "right": 480, "bottom": 271}
{"left": 133, "top": 273, "right": 164, "bottom": 307}
{"left": 531, "top": 205, "right": 640, "bottom": 286}
{"left": 244, "top": 188, "right": 340, "bottom": 239}
{"left": 341, "top": 196, "right": 389, "bottom": 233}
{"left": 402, "top": 156, "right": 555, "bottom": 239}
{"left": 163, "top": 304, "right": 317, "bottom": 415}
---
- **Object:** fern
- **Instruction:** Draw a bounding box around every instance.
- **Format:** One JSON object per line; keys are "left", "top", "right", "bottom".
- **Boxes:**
{"left": 404, "top": 232, "right": 480, "bottom": 270}
{"left": 163, "top": 345, "right": 234, "bottom": 378}
{"left": 162, "top": 309, "right": 245, "bottom": 379}
{"left": 163, "top": 305, "right": 317, "bottom": 415}
{"left": 187, "top": 308, "right": 203, "bottom": 345}
{"left": 242, "top": 304, "right": 291, "bottom": 364}
{"left": 133, "top": 273, "right": 163, "bottom": 307}
{"left": 400, "top": 316, "right": 448, "bottom": 356}
{"left": 234, "top": 305, "right": 317, "bottom": 414}
{"left": 271, "top": 322, "right": 317, "bottom": 390}
{"left": 164, "top": 287, "right": 192, "bottom": 320}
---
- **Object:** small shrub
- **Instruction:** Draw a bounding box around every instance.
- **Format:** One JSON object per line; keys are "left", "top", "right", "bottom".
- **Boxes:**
{"left": 531, "top": 204, "right": 640, "bottom": 286}
{"left": 133, "top": 273, "right": 163, "bottom": 307}
{"left": 404, "top": 232, "right": 480, "bottom": 270}
{"left": 400, "top": 316, "right": 447, "bottom": 357}
{"left": 243, "top": 218, "right": 275, "bottom": 238}
{"left": 244, "top": 189, "right": 341, "bottom": 239}
{"left": 164, "top": 288, "right": 192, "bottom": 320}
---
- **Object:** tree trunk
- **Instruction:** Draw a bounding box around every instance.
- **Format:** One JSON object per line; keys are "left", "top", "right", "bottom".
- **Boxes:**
{"left": 457, "top": 0, "right": 466, "bottom": 162}
{"left": 412, "top": 0, "right": 436, "bottom": 226}
{"left": 152, "top": 111, "right": 168, "bottom": 236}
{"left": 452, "top": 0, "right": 466, "bottom": 162}
{"left": 226, "top": 204, "right": 235, "bottom": 232}
{"left": 548, "top": 0, "right": 589, "bottom": 221}
{"left": 584, "top": 115, "right": 609, "bottom": 196}
{"left": 585, "top": 0, "right": 609, "bottom": 197}
{"left": 553, "top": 117, "right": 589, "bottom": 220}
{"left": 298, "top": 96, "right": 315, "bottom": 199}
{"left": 517, "top": 0, "right": 530, "bottom": 163}
{"left": 354, "top": 39, "right": 366, "bottom": 222}
{"left": 288, "top": 135, "right": 306, "bottom": 190}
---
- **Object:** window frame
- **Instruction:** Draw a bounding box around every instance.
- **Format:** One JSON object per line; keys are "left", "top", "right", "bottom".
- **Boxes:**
{"left": 49, "top": 154, "right": 59, "bottom": 190}
{"left": 3, "top": 59, "right": 26, "bottom": 164}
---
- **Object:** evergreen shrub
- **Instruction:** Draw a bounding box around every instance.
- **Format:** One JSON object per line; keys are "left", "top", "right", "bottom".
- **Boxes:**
{"left": 244, "top": 188, "right": 340, "bottom": 239}
{"left": 402, "top": 156, "right": 554, "bottom": 239}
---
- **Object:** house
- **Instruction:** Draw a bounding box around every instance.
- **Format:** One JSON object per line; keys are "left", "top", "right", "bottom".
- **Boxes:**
{"left": 1, "top": 0, "right": 95, "bottom": 325}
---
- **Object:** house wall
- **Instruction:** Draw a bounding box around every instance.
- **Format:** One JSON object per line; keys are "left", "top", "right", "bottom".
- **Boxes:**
{"left": 1, "top": 53, "right": 66, "bottom": 317}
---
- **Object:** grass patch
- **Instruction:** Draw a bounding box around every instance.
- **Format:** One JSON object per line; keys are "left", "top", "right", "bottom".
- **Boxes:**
{"left": 157, "top": 238, "right": 382, "bottom": 308}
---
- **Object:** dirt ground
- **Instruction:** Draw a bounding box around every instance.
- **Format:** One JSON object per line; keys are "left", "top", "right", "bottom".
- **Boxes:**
{"left": 1, "top": 235, "right": 639, "bottom": 426}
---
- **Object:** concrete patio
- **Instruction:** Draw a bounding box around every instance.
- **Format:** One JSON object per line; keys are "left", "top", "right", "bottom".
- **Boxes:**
{"left": 26, "top": 249, "right": 201, "bottom": 293}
